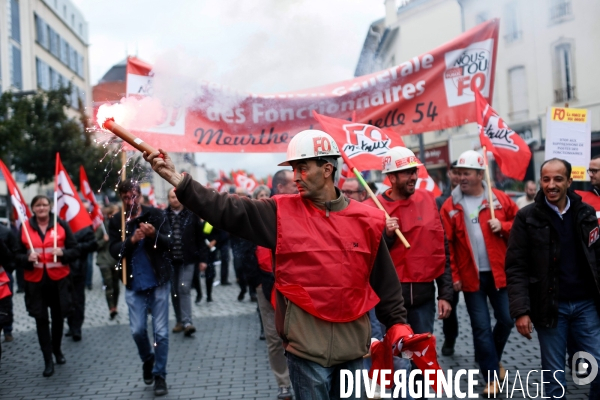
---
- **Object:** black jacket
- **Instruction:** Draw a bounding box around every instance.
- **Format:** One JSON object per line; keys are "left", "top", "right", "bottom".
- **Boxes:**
{"left": 164, "top": 207, "right": 208, "bottom": 265}
{"left": 506, "top": 190, "right": 600, "bottom": 328}
{"left": 0, "top": 224, "right": 19, "bottom": 273}
{"left": 108, "top": 205, "right": 172, "bottom": 288}
{"left": 71, "top": 226, "right": 98, "bottom": 277}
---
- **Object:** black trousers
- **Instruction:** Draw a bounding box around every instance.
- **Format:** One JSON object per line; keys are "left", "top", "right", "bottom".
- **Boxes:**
{"left": 219, "top": 245, "right": 230, "bottom": 284}
{"left": 33, "top": 278, "right": 65, "bottom": 359}
{"left": 442, "top": 290, "right": 460, "bottom": 340}
{"left": 67, "top": 273, "right": 86, "bottom": 334}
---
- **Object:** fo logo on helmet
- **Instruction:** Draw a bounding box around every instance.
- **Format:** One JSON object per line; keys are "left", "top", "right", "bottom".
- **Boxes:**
{"left": 382, "top": 156, "right": 392, "bottom": 169}
{"left": 459, "top": 157, "right": 465, "bottom": 165}
{"left": 313, "top": 137, "right": 331, "bottom": 156}
{"left": 477, "top": 156, "right": 484, "bottom": 166}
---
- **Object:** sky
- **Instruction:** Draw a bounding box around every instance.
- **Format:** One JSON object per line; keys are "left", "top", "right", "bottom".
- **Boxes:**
{"left": 73, "top": 0, "right": 385, "bottom": 178}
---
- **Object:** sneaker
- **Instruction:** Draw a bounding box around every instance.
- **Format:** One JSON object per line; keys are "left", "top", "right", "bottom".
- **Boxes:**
{"left": 172, "top": 323, "right": 184, "bottom": 333}
{"left": 154, "top": 376, "right": 168, "bottom": 396}
{"left": 237, "top": 290, "right": 246, "bottom": 302}
{"left": 4, "top": 333, "right": 13, "bottom": 342}
{"left": 441, "top": 338, "right": 455, "bottom": 356}
{"left": 184, "top": 324, "right": 196, "bottom": 337}
{"left": 142, "top": 356, "right": 154, "bottom": 385}
{"left": 277, "top": 386, "right": 292, "bottom": 400}
{"left": 109, "top": 308, "right": 118, "bottom": 320}
{"left": 194, "top": 295, "right": 201, "bottom": 304}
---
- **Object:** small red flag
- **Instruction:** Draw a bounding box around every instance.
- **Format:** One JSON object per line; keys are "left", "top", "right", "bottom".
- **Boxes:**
{"left": 476, "top": 90, "right": 531, "bottom": 180}
{"left": 79, "top": 166, "right": 103, "bottom": 230}
{"left": 55, "top": 154, "right": 93, "bottom": 232}
{"left": 0, "top": 159, "right": 32, "bottom": 228}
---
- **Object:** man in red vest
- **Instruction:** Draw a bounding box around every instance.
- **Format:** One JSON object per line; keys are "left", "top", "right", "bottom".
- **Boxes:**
{"left": 440, "top": 150, "right": 518, "bottom": 396}
{"left": 365, "top": 146, "right": 453, "bottom": 336}
{"left": 145, "top": 130, "right": 411, "bottom": 399}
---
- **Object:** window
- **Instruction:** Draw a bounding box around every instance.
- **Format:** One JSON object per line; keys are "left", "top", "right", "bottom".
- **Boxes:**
{"left": 71, "top": 14, "right": 74, "bottom": 27}
{"left": 49, "top": 28, "right": 59, "bottom": 57}
{"left": 508, "top": 66, "right": 528, "bottom": 119}
{"left": 34, "top": 15, "right": 49, "bottom": 49}
{"left": 78, "top": 54, "right": 84, "bottom": 77}
{"left": 10, "top": 45, "right": 22, "bottom": 89}
{"left": 10, "top": 0, "right": 20, "bottom": 43}
{"left": 60, "top": 38, "right": 68, "bottom": 65}
{"left": 504, "top": 2, "right": 521, "bottom": 43}
{"left": 550, "top": 0, "right": 572, "bottom": 21}
{"left": 63, "top": 5, "right": 66, "bottom": 18}
{"left": 79, "top": 23, "right": 82, "bottom": 35}
{"left": 36, "top": 58, "right": 50, "bottom": 90}
{"left": 554, "top": 43, "right": 575, "bottom": 102}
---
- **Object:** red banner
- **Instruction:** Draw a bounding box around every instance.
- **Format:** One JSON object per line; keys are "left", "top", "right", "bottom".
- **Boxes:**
{"left": 55, "top": 154, "right": 93, "bottom": 233}
{"left": 98, "top": 20, "right": 499, "bottom": 153}
{"left": 0, "top": 159, "right": 32, "bottom": 228}
{"left": 79, "top": 166, "right": 104, "bottom": 230}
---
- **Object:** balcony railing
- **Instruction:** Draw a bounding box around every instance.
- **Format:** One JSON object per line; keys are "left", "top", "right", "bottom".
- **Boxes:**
{"left": 554, "top": 86, "right": 576, "bottom": 103}
{"left": 550, "top": 1, "right": 572, "bottom": 21}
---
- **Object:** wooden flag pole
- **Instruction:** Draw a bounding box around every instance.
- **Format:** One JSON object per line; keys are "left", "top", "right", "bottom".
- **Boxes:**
{"left": 482, "top": 146, "right": 496, "bottom": 219}
{"left": 121, "top": 149, "right": 127, "bottom": 283}
{"left": 18, "top": 211, "right": 37, "bottom": 265}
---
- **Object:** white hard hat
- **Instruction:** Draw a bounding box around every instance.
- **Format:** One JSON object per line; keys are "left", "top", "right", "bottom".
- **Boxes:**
{"left": 382, "top": 146, "right": 423, "bottom": 174}
{"left": 278, "top": 130, "right": 341, "bottom": 166}
{"left": 455, "top": 150, "right": 485, "bottom": 170}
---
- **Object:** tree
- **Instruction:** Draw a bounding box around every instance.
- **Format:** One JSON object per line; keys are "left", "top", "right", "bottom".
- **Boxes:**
{"left": 1, "top": 86, "right": 122, "bottom": 194}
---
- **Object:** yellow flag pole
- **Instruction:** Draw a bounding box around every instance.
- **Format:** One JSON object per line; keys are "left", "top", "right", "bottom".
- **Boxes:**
{"left": 482, "top": 146, "right": 496, "bottom": 219}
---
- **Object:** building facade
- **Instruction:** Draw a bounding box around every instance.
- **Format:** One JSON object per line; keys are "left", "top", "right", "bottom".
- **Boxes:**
{"left": 0, "top": 0, "right": 91, "bottom": 219}
{"left": 0, "top": 0, "right": 90, "bottom": 108}
{"left": 356, "top": 0, "right": 600, "bottom": 186}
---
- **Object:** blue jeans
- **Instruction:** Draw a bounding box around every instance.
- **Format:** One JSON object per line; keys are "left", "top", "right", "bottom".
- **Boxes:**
{"left": 463, "top": 272, "right": 513, "bottom": 382}
{"left": 287, "top": 353, "right": 366, "bottom": 400}
{"left": 406, "top": 296, "right": 436, "bottom": 335}
{"left": 536, "top": 299, "right": 600, "bottom": 399}
{"left": 125, "top": 282, "right": 170, "bottom": 379}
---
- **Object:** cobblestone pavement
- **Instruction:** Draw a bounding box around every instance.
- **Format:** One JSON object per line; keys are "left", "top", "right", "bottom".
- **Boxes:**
{"left": 0, "top": 264, "right": 593, "bottom": 399}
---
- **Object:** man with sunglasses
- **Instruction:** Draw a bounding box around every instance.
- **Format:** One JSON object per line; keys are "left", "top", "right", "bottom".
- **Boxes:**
{"left": 365, "top": 146, "right": 453, "bottom": 337}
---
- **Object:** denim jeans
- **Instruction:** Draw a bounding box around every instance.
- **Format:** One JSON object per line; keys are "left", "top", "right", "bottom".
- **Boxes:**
{"left": 406, "top": 296, "right": 436, "bottom": 335}
{"left": 125, "top": 281, "right": 170, "bottom": 379}
{"left": 462, "top": 272, "right": 513, "bottom": 382}
{"left": 536, "top": 299, "right": 600, "bottom": 399}
{"left": 442, "top": 291, "right": 460, "bottom": 341}
{"left": 287, "top": 353, "right": 366, "bottom": 400}
{"left": 170, "top": 263, "right": 195, "bottom": 326}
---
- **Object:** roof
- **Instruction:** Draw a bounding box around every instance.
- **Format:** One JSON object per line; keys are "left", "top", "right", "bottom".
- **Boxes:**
{"left": 99, "top": 59, "right": 127, "bottom": 83}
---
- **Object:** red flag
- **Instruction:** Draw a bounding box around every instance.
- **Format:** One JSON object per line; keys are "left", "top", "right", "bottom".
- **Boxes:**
{"left": 313, "top": 112, "right": 442, "bottom": 197}
{"left": 79, "top": 166, "right": 103, "bottom": 230}
{"left": 55, "top": 154, "right": 93, "bottom": 232}
{"left": 232, "top": 171, "right": 258, "bottom": 193}
{"left": 0, "top": 159, "right": 32, "bottom": 228}
{"left": 476, "top": 90, "right": 531, "bottom": 180}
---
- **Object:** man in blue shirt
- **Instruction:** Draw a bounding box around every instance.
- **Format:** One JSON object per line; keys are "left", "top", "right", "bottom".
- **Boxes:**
{"left": 109, "top": 180, "right": 172, "bottom": 396}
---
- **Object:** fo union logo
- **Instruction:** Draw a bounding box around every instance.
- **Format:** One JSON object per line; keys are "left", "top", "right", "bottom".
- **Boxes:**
{"left": 573, "top": 351, "right": 599, "bottom": 385}
{"left": 443, "top": 38, "right": 494, "bottom": 107}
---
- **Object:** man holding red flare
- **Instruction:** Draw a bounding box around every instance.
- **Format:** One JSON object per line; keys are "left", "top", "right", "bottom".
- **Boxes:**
{"left": 144, "top": 129, "right": 411, "bottom": 399}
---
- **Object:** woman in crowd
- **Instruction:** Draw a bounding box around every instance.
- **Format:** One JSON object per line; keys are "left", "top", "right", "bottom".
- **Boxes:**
{"left": 16, "top": 195, "right": 79, "bottom": 377}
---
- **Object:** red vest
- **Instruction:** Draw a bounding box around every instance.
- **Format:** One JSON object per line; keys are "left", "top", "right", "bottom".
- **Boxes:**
{"left": 274, "top": 195, "right": 385, "bottom": 323}
{"left": 0, "top": 266, "right": 11, "bottom": 300}
{"left": 364, "top": 189, "right": 446, "bottom": 282}
{"left": 21, "top": 220, "right": 70, "bottom": 282}
{"left": 256, "top": 246, "right": 272, "bottom": 273}
{"left": 576, "top": 191, "right": 600, "bottom": 223}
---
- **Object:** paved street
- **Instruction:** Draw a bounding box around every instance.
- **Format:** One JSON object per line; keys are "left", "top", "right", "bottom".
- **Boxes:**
{"left": 0, "top": 262, "right": 593, "bottom": 399}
